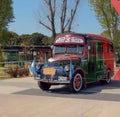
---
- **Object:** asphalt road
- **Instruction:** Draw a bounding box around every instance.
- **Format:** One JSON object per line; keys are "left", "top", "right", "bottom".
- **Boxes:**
{"left": 0, "top": 78, "right": 120, "bottom": 117}
{"left": 0, "top": 78, "right": 120, "bottom": 102}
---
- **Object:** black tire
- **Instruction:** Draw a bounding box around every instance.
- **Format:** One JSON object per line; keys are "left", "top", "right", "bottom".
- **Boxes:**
{"left": 38, "top": 81, "right": 51, "bottom": 91}
{"left": 100, "top": 70, "right": 111, "bottom": 84}
{"left": 105, "top": 70, "right": 111, "bottom": 84}
{"left": 70, "top": 73, "right": 83, "bottom": 93}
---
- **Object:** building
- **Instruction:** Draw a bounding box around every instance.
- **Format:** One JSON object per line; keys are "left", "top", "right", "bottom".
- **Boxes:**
{"left": 1, "top": 45, "right": 52, "bottom": 62}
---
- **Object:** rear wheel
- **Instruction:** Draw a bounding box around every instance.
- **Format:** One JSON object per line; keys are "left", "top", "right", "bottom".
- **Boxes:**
{"left": 105, "top": 70, "right": 111, "bottom": 84}
{"left": 70, "top": 73, "right": 83, "bottom": 93}
{"left": 100, "top": 70, "right": 111, "bottom": 84}
{"left": 38, "top": 81, "right": 51, "bottom": 91}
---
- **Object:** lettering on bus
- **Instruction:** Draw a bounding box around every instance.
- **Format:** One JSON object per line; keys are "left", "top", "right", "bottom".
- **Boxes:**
{"left": 56, "top": 37, "right": 65, "bottom": 43}
{"left": 55, "top": 37, "right": 84, "bottom": 44}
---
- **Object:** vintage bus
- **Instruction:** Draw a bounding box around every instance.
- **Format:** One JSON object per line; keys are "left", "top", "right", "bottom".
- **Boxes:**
{"left": 30, "top": 33, "right": 114, "bottom": 93}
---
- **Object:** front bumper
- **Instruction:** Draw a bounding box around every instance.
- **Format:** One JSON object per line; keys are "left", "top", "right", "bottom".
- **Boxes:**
{"left": 35, "top": 76, "right": 70, "bottom": 84}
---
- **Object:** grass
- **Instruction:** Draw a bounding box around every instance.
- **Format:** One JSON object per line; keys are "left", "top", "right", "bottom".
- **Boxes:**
{"left": 0, "top": 64, "right": 17, "bottom": 80}
{"left": 0, "top": 67, "right": 10, "bottom": 80}
{"left": 0, "top": 77, "right": 13, "bottom": 80}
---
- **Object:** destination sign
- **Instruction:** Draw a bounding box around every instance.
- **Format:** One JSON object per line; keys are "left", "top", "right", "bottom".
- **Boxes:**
{"left": 55, "top": 36, "right": 84, "bottom": 44}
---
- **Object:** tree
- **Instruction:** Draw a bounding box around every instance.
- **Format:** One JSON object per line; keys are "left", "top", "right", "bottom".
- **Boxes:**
{"left": 31, "top": 33, "right": 45, "bottom": 45}
{"left": 42, "top": 36, "right": 53, "bottom": 45}
{"left": 0, "top": 0, "right": 14, "bottom": 60}
{"left": 20, "top": 34, "right": 32, "bottom": 46}
{"left": 0, "top": 30, "right": 9, "bottom": 45}
{"left": 89, "top": 0, "right": 120, "bottom": 41}
{"left": 0, "top": 0, "right": 14, "bottom": 30}
{"left": 7, "top": 31, "right": 20, "bottom": 45}
{"left": 101, "top": 29, "right": 120, "bottom": 48}
{"left": 0, "top": 0, "right": 14, "bottom": 45}
{"left": 38, "top": 0, "right": 80, "bottom": 39}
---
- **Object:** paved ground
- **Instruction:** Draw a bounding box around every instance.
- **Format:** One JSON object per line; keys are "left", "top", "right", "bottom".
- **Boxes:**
{"left": 0, "top": 77, "right": 120, "bottom": 117}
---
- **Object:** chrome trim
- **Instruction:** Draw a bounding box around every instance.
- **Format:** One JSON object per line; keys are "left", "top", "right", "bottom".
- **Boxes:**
{"left": 35, "top": 77, "right": 70, "bottom": 84}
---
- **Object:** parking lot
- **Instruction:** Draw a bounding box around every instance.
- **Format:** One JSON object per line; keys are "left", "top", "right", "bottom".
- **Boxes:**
{"left": 0, "top": 77, "right": 120, "bottom": 117}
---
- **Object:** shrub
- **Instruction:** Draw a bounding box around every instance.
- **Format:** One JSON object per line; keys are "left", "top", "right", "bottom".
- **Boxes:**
{"left": 23, "top": 67, "right": 29, "bottom": 76}
{"left": 18, "top": 68, "right": 24, "bottom": 77}
{"left": 7, "top": 66, "right": 19, "bottom": 78}
{"left": 7, "top": 66, "right": 30, "bottom": 78}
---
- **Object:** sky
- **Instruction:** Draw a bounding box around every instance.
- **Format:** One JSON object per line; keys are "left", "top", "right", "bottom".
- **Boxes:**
{"left": 8, "top": 0, "right": 103, "bottom": 36}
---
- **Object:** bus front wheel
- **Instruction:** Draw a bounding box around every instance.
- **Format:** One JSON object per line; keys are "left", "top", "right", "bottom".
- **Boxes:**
{"left": 38, "top": 81, "right": 51, "bottom": 91}
{"left": 70, "top": 73, "right": 83, "bottom": 93}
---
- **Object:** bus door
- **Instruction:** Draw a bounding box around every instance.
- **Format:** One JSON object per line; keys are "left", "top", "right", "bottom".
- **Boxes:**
{"left": 87, "top": 42, "right": 96, "bottom": 82}
{"left": 96, "top": 42, "right": 105, "bottom": 80}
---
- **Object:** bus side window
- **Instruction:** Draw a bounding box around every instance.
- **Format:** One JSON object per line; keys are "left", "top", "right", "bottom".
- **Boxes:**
{"left": 89, "top": 42, "right": 95, "bottom": 54}
{"left": 97, "top": 43, "right": 103, "bottom": 54}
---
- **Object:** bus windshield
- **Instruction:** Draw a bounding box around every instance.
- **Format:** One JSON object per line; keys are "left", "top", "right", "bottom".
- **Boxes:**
{"left": 54, "top": 45, "right": 84, "bottom": 54}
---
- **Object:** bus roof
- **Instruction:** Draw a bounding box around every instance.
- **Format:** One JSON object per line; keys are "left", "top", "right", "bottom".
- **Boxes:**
{"left": 86, "top": 33, "right": 112, "bottom": 43}
{"left": 55, "top": 33, "right": 113, "bottom": 44}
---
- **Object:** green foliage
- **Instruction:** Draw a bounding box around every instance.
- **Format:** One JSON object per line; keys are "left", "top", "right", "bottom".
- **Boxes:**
{"left": 31, "top": 33, "right": 43, "bottom": 45}
{"left": 0, "top": 0, "right": 14, "bottom": 30}
{"left": 101, "top": 30, "right": 120, "bottom": 48}
{"left": 89, "top": 0, "right": 120, "bottom": 40}
{"left": 7, "top": 31, "right": 20, "bottom": 45}
{"left": 20, "top": 34, "right": 31, "bottom": 46}
{"left": 1, "top": 30, "right": 52, "bottom": 46}
{"left": 20, "top": 33, "right": 51, "bottom": 46}
{"left": 0, "top": 30, "right": 9, "bottom": 46}
{"left": 0, "top": 0, "right": 14, "bottom": 47}
{"left": 42, "top": 37, "right": 53, "bottom": 45}
{"left": 101, "top": 30, "right": 111, "bottom": 38}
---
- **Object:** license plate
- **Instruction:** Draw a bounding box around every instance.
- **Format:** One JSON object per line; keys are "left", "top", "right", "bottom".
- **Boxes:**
{"left": 43, "top": 68, "right": 56, "bottom": 75}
